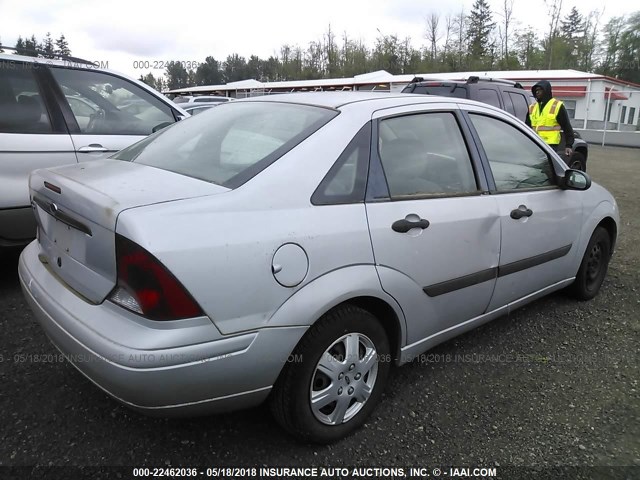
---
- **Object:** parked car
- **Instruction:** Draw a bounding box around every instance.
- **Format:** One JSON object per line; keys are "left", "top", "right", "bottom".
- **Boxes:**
{"left": 172, "top": 95, "right": 232, "bottom": 105}
{"left": 181, "top": 104, "right": 219, "bottom": 116}
{"left": 402, "top": 76, "right": 589, "bottom": 171}
{"left": 0, "top": 52, "right": 187, "bottom": 248}
{"left": 19, "top": 92, "right": 618, "bottom": 443}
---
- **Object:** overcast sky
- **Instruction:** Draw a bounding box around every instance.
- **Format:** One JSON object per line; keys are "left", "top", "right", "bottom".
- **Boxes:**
{"left": 1, "top": 0, "right": 637, "bottom": 79}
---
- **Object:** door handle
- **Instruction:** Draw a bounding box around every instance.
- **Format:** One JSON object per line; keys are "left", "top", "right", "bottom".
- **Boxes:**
{"left": 392, "top": 218, "right": 430, "bottom": 233}
{"left": 510, "top": 205, "right": 533, "bottom": 219}
{"left": 77, "top": 144, "right": 109, "bottom": 153}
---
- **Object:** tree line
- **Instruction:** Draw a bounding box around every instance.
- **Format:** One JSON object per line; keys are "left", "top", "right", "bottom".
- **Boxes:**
{"left": 0, "top": 32, "right": 71, "bottom": 58}
{"left": 2, "top": 4, "right": 638, "bottom": 92}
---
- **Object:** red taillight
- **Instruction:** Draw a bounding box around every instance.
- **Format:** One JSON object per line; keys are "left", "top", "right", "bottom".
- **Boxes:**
{"left": 109, "top": 234, "right": 204, "bottom": 321}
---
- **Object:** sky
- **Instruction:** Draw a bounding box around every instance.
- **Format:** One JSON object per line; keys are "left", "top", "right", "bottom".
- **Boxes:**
{"left": 0, "top": 0, "right": 637, "bottom": 80}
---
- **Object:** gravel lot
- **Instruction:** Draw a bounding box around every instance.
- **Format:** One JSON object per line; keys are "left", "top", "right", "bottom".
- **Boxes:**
{"left": 0, "top": 145, "right": 638, "bottom": 476}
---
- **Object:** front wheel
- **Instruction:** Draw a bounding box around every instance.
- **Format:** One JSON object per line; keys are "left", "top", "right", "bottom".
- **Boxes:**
{"left": 569, "top": 227, "right": 611, "bottom": 300}
{"left": 270, "top": 305, "right": 391, "bottom": 443}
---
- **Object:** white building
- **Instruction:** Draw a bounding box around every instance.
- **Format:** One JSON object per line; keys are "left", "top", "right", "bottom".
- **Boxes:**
{"left": 166, "top": 69, "right": 640, "bottom": 132}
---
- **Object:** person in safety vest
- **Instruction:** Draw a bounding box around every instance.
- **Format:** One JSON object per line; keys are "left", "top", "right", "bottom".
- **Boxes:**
{"left": 526, "top": 80, "right": 574, "bottom": 159}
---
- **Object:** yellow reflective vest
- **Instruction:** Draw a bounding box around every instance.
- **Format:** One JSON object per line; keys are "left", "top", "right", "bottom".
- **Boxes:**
{"left": 529, "top": 98, "right": 563, "bottom": 145}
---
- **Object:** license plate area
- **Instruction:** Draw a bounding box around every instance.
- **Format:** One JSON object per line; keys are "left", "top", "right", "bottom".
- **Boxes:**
{"left": 33, "top": 202, "right": 86, "bottom": 261}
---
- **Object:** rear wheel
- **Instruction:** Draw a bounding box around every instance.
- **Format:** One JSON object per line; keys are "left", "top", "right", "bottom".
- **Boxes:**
{"left": 570, "top": 227, "right": 611, "bottom": 300}
{"left": 270, "top": 305, "right": 390, "bottom": 443}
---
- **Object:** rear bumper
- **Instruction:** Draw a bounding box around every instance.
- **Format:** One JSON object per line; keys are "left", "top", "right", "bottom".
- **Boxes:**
{"left": 19, "top": 241, "right": 307, "bottom": 415}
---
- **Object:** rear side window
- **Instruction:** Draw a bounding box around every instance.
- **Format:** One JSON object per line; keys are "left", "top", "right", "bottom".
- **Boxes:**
{"left": 508, "top": 92, "right": 530, "bottom": 122}
{"left": 0, "top": 62, "right": 52, "bottom": 134}
{"left": 312, "top": 123, "right": 371, "bottom": 205}
{"left": 477, "top": 88, "right": 501, "bottom": 108}
{"left": 113, "top": 102, "right": 338, "bottom": 188}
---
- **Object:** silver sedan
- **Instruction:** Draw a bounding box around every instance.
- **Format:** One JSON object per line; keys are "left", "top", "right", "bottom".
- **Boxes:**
{"left": 19, "top": 92, "right": 618, "bottom": 443}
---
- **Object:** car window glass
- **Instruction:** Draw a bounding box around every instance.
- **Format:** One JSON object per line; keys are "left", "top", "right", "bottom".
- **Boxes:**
{"left": 410, "top": 85, "right": 467, "bottom": 98}
{"left": 502, "top": 91, "right": 515, "bottom": 116}
{"left": 469, "top": 113, "right": 555, "bottom": 191}
{"left": 50, "top": 68, "right": 175, "bottom": 135}
{"left": 378, "top": 112, "right": 477, "bottom": 197}
{"left": 508, "top": 92, "right": 530, "bottom": 122}
{"left": 113, "top": 102, "right": 337, "bottom": 188}
{"left": 173, "top": 97, "right": 189, "bottom": 103}
{"left": 0, "top": 63, "right": 52, "bottom": 133}
{"left": 312, "top": 123, "right": 370, "bottom": 205}
{"left": 477, "top": 88, "right": 501, "bottom": 108}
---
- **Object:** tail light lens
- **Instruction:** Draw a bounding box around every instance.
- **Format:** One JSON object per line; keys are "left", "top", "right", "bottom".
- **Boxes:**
{"left": 109, "top": 234, "right": 205, "bottom": 321}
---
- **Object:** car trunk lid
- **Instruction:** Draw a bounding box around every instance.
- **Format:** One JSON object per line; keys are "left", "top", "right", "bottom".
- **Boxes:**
{"left": 29, "top": 159, "right": 228, "bottom": 304}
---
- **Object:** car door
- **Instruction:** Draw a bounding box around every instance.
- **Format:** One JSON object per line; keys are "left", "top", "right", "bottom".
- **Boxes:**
{"left": 464, "top": 109, "right": 583, "bottom": 311}
{"left": 365, "top": 105, "right": 501, "bottom": 347}
{"left": 47, "top": 67, "right": 179, "bottom": 161}
{"left": 0, "top": 60, "right": 77, "bottom": 244}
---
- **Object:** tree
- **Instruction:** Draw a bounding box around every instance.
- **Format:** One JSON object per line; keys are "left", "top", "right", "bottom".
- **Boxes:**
{"left": 496, "top": 0, "right": 516, "bottom": 68}
{"left": 42, "top": 32, "right": 56, "bottom": 58}
{"left": 466, "top": 0, "right": 496, "bottom": 68}
{"left": 544, "top": 0, "right": 564, "bottom": 68}
{"left": 165, "top": 61, "right": 190, "bottom": 90}
{"left": 616, "top": 12, "right": 640, "bottom": 83}
{"left": 425, "top": 12, "right": 441, "bottom": 62}
{"left": 195, "top": 56, "right": 223, "bottom": 85}
{"left": 55, "top": 34, "right": 70, "bottom": 56}
{"left": 514, "top": 27, "right": 545, "bottom": 69}
{"left": 23, "top": 35, "right": 39, "bottom": 56}
{"left": 578, "top": 10, "right": 602, "bottom": 71}
{"left": 599, "top": 15, "right": 626, "bottom": 76}
{"left": 139, "top": 73, "right": 164, "bottom": 92}
{"left": 223, "top": 54, "right": 248, "bottom": 82}
{"left": 323, "top": 24, "right": 339, "bottom": 77}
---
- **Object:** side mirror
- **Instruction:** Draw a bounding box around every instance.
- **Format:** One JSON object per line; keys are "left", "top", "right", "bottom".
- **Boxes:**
{"left": 563, "top": 169, "right": 591, "bottom": 190}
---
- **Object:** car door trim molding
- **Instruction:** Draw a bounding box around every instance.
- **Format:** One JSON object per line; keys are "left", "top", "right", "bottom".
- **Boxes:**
{"left": 423, "top": 267, "right": 498, "bottom": 297}
{"left": 497, "top": 244, "right": 572, "bottom": 277}
{"left": 423, "top": 243, "right": 572, "bottom": 297}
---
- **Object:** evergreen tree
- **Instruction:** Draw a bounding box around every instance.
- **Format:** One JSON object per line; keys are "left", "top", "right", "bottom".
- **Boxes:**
{"left": 466, "top": 0, "right": 496, "bottom": 67}
{"left": 195, "top": 56, "right": 223, "bottom": 85}
{"left": 14, "top": 36, "right": 26, "bottom": 55}
{"left": 23, "top": 35, "right": 39, "bottom": 56}
{"left": 42, "top": 32, "right": 56, "bottom": 58}
{"left": 165, "top": 61, "right": 190, "bottom": 89}
{"left": 55, "top": 34, "right": 71, "bottom": 56}
{"left": 616, "top": 12, "right": 640, "bottom": 83}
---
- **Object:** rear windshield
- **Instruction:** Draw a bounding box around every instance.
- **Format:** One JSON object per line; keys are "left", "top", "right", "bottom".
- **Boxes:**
{"left": 410, "top": 85, "right": 468, "bottom": 98}
{"left": 113, "top": 101, "right": 338, "bottom": 188}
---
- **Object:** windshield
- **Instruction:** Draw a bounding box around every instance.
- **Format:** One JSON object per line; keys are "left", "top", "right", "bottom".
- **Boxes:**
{"left": 113, "top": 101, "right": 338, "bottom": 188}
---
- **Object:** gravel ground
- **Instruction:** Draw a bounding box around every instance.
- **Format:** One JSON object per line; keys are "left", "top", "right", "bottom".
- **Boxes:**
{"left": 0, "top": 145, "right": 638, "bottom": 476}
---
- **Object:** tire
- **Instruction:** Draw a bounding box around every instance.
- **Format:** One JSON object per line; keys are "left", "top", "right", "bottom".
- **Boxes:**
{"left": 569, "top": 151, "right": 587, "bottom": 172}
{"left": 570, "top": 227, "right": 611, "bottom": 301}
{"left": 270, "top": 304, "right": 391, "bottom": 443}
